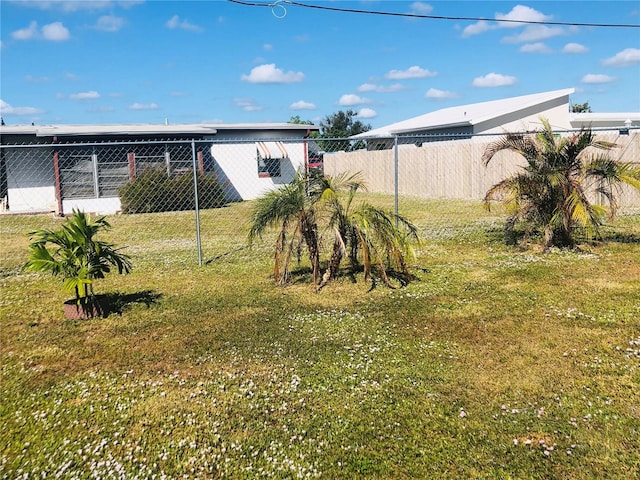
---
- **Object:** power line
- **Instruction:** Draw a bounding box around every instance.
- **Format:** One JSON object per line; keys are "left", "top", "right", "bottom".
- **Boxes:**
{"left": 227, "top": 0, "right": 640, "bottom": 28}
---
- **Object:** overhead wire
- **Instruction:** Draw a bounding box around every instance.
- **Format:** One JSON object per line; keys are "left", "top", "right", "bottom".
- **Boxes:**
{"left": 227, "top": 0, "right": 640, "bottom": 28}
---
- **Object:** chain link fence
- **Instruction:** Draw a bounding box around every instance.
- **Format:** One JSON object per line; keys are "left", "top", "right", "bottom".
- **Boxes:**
{"left": 1, "top": 129, "right": 639, "bottom": 272}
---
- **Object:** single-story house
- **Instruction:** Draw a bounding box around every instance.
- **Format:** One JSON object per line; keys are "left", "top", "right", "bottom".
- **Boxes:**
{"left": 0, "top": 122, "right": 320, "bottom": 215}
{"left": 352, "top": 88, "right": 640, "bottom": 149}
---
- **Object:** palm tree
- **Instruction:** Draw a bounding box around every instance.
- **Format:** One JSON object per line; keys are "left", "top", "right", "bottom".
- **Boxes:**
{"left": 248, "top": 172, "right": 320, "bottom": 285}
{"left": 316, "top": 172, "right": 421, "bottom": 290}
{"left": 482, "top": 119, "right": 640, "bottom": 249}
{"left": 249, "top": 171, "right": 421, "bottom": 289}
{"left": 25, "top": 209, "right": 132, "bottom": 307}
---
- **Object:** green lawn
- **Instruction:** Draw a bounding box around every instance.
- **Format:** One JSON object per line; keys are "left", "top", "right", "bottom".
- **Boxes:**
{"left": 1, "top": 199, "right": 639, "bottom": 479}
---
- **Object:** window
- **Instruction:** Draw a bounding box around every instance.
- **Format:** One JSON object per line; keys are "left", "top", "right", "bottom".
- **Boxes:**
{"left": 57, "top": 144, "right": 198, "bottom": 199}
{"left": 257, "top": 155, "right": 281, "bottom": 178}
{"left": 59, "top": 147, "right": 96, "bottom": 199}
{"left": 256, "top": 141, "right": 287, "bottom": 178}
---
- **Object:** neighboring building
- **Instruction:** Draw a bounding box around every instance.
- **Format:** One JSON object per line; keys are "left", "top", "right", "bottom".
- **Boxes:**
{"left": 322, "top": 88, "right": 640, "bottom": 206}
{"left": 569, "top": 112, "right": 640, "bottom": 130}
{"left": 352, "top": 88, "right": 640, "bottom": 149}
{"left": 0, "top": 122, "right": 320, "bottom": 215}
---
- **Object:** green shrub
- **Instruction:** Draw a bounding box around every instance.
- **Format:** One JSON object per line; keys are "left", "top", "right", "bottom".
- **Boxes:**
{"left": 119, "top": 168, "right": 227, "bottom": 214}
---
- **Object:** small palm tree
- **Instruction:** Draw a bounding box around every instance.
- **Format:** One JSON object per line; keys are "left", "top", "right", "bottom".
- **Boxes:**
{"left": 248, "top": 172, "right": 320, "bottom": 285}
{"left": 483, "top": 119, "right": 640, "bottom": 249}
{"left": 249, "top": 171, "right": 421, "bottom": 289}
{"left": 25, "top": 210, "right": 132, "bottom": 310}
{"left": 316, "top": 172, "right": 421, "bottom": 290}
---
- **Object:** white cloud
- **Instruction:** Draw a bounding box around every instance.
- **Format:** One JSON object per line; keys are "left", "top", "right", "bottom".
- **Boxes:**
{"left": 464, "top": 6, "right": 553, "bottom": 38}
{"left": 581, "top": 74, "right": 616, "bottom": 84}
{"left": 94, "top": 15, "right": 124, "bottom": 32}
{"left": 26, "top": 75, "right": 49, "bottom": 83}
{"left": 170, "top": 91, "right": 187, "bottom": 97}
{"left": 233, "top": 98, "right": 263, "bottom": 112}
{"left": 356, "top": 108, "right": 377, "bottom": 119}
{"left": 12, "top": 21, "right": 38, "bottom": 40}
{"left": 129, "top": 102, "right": 159, "bottom": 110}
{"left": 602, "top": 48, "right": 640, "bottom": 67}
{"left": 519, "top": 42, "right": 552, "bottom": 54}
{"left": 166, "top": 15, "right": 203, "bottom": 32}
{"left": 562, "top": 43, "right": 588, "bottom": 54}
{"left": 385, "top": 66, "right": 437, "bottom": 80}
{"left": 42, "top": 22, "right": 70, "bottom": 41}
{"left": 290, "top": 100, "right": 316, "bottom": 110}
{"left": 338, "top": 94, "right": 371, "bottom": 106}
{"left": 0, "top": 99, "right": 43, "bottom": 116}
{"left": 502, "top": 25, "right": 564, "bottom": 44}
{"left": 357, "top": 83, "right": 378, "bottom": 92}
{"left": 425, "top": 88, "right": 459, "bottom": 99}
{"left": 409, "top": 2, "right": 433, "bottom": 14}
{"left": 241, "top": 64, "right": 304, "bottom": 84}
{"left": 11, "top": 21, "right": 70, "bottom": 41}
{"left": 89, "top": 106, "right": 115, "bottom": 113}
{"left": 357, "top": 83, "right": 406, "bottom": 93}
{"left": 495, "top": 5, "right": 552, "bottom": 28}
{"left": 472, "top": 73, "right": 517, "bottom": 87}
{"left": 69, "top": 91, "right": 100, "bottom": 100}
{"left": 462, "top": 20, "right": 492, "bottom": 38}
{"left": 263, "top": 43, "right": 273, "bottom": 51}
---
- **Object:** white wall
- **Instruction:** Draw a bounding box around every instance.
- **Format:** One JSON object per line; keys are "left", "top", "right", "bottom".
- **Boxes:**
{"left": 63, "top": 197, "right": 122, "bottom": 215}
{"left": 6, "top": 186, "right": 57, "bottom": 213}
{"left": 210, "top": 141, "right": 307, "bottom": 200}
{"left": 474, "top": 103, "right": 573, "bottom": 138}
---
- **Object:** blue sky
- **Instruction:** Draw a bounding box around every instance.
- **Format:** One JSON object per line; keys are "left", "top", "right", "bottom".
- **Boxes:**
{"left": 1, "top": 0, "right": 639, "bottom": 129}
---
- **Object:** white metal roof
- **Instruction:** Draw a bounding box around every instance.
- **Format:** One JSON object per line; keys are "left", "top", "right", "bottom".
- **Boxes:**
{"left": 0, "top": 122, "right": 320, "bottom": 137}
{"left": 354, "top": 88, "right": 576, "bottom": 138}
{"left": 570, "top": 112, "right": 640, "bottom": 128}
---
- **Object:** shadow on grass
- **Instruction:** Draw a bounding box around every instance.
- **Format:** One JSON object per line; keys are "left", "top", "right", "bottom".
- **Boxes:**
{"left": 101, "top": 290, "right": 163, "bottom": 316}
{"left": 602, "top": 232, "right": 640, "bottom": 244}
{"left": 285, "top": 264, "right": 423, "bottom": 292}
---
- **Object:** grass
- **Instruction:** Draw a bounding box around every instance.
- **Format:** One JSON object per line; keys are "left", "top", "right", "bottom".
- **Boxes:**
{"left": 1, "top": 198, "right": 639, "bottom": 479}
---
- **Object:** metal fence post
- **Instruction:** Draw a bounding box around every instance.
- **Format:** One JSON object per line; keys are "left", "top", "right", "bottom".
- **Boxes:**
{"left": 394, "top": 135, "right": 399, "bottom": 226}
{"left": 191, "top": 140, "right": 202, "bottom": 266}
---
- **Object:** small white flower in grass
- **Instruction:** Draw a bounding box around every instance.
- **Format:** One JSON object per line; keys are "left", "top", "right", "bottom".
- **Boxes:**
{"left": 459, "top": 409, "right": 466, "bottom": 418}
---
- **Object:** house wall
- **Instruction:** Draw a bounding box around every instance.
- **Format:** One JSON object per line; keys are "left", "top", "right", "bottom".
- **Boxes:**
{"left": 473, "top": 98, "right": 572, "bottom": 135}
{"left": 62, "top": 197, "right": 122, "bottom": 215}
{"left": 210, "top": 141, "right": 307, "bottom": 201}
{"left": 324, "top": 130, "right": 640, "bottom": 208}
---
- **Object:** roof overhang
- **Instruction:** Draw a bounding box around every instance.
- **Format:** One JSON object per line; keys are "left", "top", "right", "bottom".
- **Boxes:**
{"left": 389, "top": 120, "right": 473, "bottom": 135}
{"left": 0, "top": 122, "right": 320, "bottom": 139}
